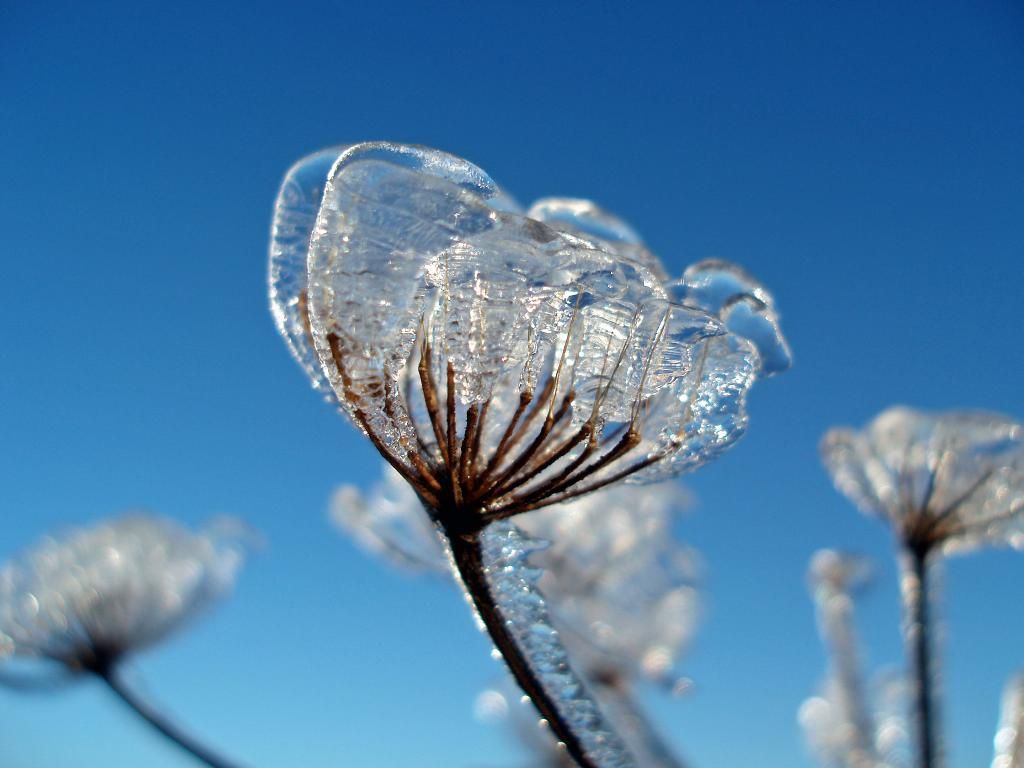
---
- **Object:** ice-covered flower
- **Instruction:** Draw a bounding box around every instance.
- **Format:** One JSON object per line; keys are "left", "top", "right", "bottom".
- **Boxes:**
{"left": 271, "top": 142, "right": 788, "bottom": 523}
{"left": 272, "top": 142, "right": 788, "bottom": 767}
{"left": 799, "top": 550, "right": 909, "bottom": 768}
{"left": 821, "top": 407, "right": 1024, "bottom": 556}
{"left": 0, "top": 515, "right": 246, "bottom": 673}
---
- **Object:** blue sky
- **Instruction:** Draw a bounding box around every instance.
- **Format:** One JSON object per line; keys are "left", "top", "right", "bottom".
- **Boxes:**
{"left": 1, "top": 1, "right": 1023, "bottom": 765}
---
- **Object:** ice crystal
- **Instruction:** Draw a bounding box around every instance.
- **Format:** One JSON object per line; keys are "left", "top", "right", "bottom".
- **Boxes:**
{"left": 800, "top": 550, "right": 909, "bottom": 768}
{"left": 0, "top": 515, "right": 246, "bottom": 672}
{"left": 271, "top": 142, "right": 789, "bottom": 525}
{"left": 822, "top": 407, "right": 1024, "bottom": 556}
{"left": 994, "top": 675, "right": 1024, "bottom": 768}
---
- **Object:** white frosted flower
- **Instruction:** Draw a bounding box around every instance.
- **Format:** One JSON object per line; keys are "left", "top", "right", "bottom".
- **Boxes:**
{"left": 821, "top": 407, "right": 1024, "bottom": 556}
{"left": 0, "top": 515, "right": 246, "bottom": 672}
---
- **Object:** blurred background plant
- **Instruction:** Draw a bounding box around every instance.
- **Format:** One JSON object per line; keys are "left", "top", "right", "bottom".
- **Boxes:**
{"left": 0, "top": 515, "right": 252, "bottom": 767}
{"left": 817, "top": 408, "right": 1024, "bottom": 768}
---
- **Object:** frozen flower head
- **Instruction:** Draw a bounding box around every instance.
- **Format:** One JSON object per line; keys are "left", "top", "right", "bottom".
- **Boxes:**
{"left": 271, "top": 142, "right": 789, "bottom": 530}
{"left": 821, "top": 407, "right": 1024, "bottom": 556}
{"left": 0, "top": 515, "right": 247, "bottom": 674}
{"left": 332, "top": 465, "right": 699, "bottom": 687}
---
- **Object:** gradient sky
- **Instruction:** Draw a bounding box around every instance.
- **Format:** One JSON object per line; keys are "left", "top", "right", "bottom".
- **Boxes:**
{"left": 2, "top": 1, "right": 1023, "bottom": 766}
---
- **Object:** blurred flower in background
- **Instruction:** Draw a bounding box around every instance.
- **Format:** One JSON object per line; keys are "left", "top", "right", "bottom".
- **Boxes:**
{"left": 0, "top": 514, "right": 252, "bottom": 768}
{"left": 821, "top": 407, "right": 1024, "bottom": 557}
{"left": 821, "top": 407, "right": 1024, "bottom": 768}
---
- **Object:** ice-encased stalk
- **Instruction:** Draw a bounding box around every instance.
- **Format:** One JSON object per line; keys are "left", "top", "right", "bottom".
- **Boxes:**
{"left": 589, "top": 677, "right": 688, "bottom": 768}
{"left": 447, "top": 520, "right": 636, "bottom": 768}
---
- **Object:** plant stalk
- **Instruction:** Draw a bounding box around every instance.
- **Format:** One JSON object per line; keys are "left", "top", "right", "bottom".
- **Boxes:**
{"left": 96, "top": 667, "right": 246, "bottom": 768}
{"left": 903, "top": 545, "right": 940, "bottom": 768}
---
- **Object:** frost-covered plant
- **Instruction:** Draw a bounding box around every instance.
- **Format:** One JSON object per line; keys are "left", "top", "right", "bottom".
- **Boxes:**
{"left": 0, "top": 515, "right": 249, "bottom": 768}
{"left": 332, "top": 465, "right": 698, "bottom": 767}
{"left": 799, "top": 550, "right": 909, "bottom": 768}
{"left": 822, "top": 407, "right": 1024, "bottom": 768}
{"left": 270, "top": 141, "right": 788, "bottom": 767}
{"left": 993, "top": 675, "right": 1024, "bottom": 768}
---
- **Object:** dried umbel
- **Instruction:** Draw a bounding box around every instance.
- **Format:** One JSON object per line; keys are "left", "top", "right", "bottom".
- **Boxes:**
{"left": 333, "top": 466, "right": 698, "bottom": 767}
{"left": 822, "top": 407, "right": 1024, "bottom": 768}
{"left": 0, "top": 515, "right": 249, "bottom": 768}
{"left": 271, "top": 141, "right": 788, "bottom": 767}
{"left": 821, "top": 407, "right": 1024, "bottom": 557}
{"left": 0, "top": 515, "right": 244, "bottom": 671}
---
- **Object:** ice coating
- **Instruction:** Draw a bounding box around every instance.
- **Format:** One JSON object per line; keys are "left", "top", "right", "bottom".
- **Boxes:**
{"left": 821, "top": 407, "right": 1024, "bottom": 555}
{"left": 269, "top": 145, "right": 351, "bottom": 399}
{"left": 800, "top": 550, "right": 909, "bottom": 768}
{"left": 332, "top": 466, "right": 697, "bottom": 766}
{"left": 994, "top": 675, "right": 1024, "bottom": 768}
{"left": 0, "top": 516, "right": 247, "bottom": 669}
{"left": 272, "top": 141, "right": 789, "bottom": 519}
{"left": 478, "top": 521, "right": 636, "bottom": 768}
{"left": 332, "top": 465, "right": 698, "bottom": 684}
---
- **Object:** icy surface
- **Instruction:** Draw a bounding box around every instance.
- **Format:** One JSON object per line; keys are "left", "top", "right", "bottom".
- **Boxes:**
{"left": 800, "top": 550, "right": 909, "bottom": 768}
{"left": 821, "top": 407, "right": 1024, "bottom": 554}
{"left": 994, "top": 675, "right": 1024, "bottom": 768}
{"left": 479, "top": 521, "right": 636, "bottom": 768}
{"left": 271, "top": 142, "right": 790, "bottom": 508}
{"left": 269, "top": 146, "right": 350, "bottom": 400}
{"left": 0, "top": 516, "right": 247, "bottom": 667}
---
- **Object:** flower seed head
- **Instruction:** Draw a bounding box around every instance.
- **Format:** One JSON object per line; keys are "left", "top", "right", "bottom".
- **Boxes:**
{"left": 271, "top": 142, "right": 789, "bottom": 528}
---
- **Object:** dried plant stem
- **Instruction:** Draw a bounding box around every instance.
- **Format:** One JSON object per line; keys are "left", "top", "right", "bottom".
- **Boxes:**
{"left": 902, "top": 545, "right": 940, "bottom": 768}
{"left": 96, "top": 667, "right": 246, "bottom": 768}
{"left": 447, "top": 529, "right": 598, "bottom": 768}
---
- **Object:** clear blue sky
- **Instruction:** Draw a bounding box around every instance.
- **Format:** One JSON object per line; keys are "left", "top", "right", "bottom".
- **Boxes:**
{"left": 2, "top": 1, "right": 1022, "bottom": 766}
